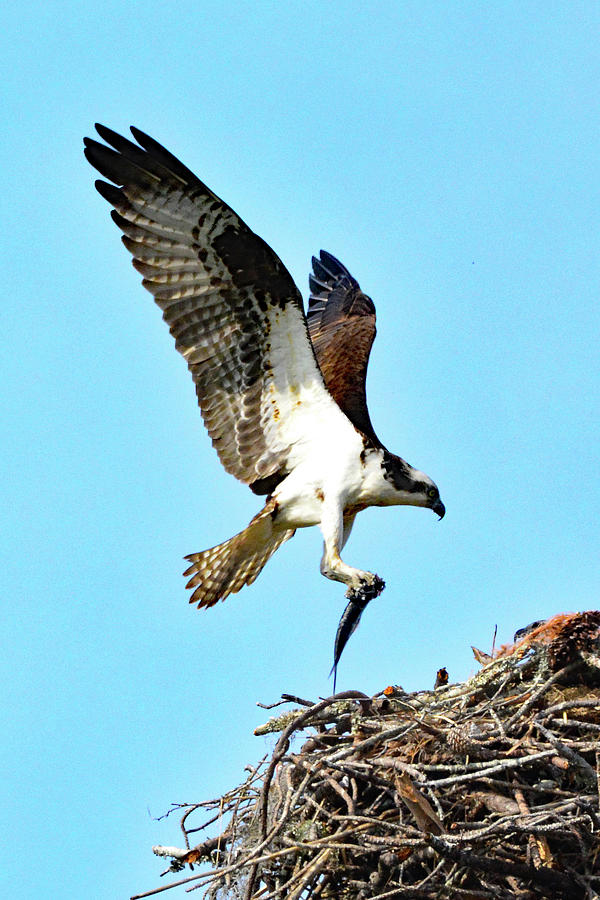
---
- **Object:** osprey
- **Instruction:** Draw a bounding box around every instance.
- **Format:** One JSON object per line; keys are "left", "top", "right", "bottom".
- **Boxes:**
{"left": 84, "top": 125, "right": 445, "bottom": 658}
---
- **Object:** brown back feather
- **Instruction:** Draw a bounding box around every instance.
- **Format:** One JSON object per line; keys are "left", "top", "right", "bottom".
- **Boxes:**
{"left": 307, "top": 251, "right": 379, "bottom": 444}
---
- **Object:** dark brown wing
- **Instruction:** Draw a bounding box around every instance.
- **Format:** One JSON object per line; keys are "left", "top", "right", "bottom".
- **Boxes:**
{"left": 84, "top": 125, "right": 335, "bottom": 490}
{"left": 307, "top": 251, "right": 379, "bottom": 444}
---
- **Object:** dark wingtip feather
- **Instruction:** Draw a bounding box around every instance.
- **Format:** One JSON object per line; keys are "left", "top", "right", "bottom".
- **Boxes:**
{"left": 94, "top": 123, "right": 143, "bottom": 155}
{"left": 129, "top": 125, "right": 153, "bottom": 145}
{"left": 128, "top": 126, "right": 202, "bottom": 187}
{"left": 308, "top": 273, "right": 330, "bottom": 295}
{"left": 111, "top": 209, "right": 131, "bottom": 230}
{"left": 319, "top": 249, "right": 350, "bottom": 277}
{"left": 94, "top": 179, "right": 124, "bottom": 205}
{"left": 314, "top": 250, "right": 357, "bottom": 286}
{"left": 311, "top": 256, "right": 333, "bottom": 283}
{"left": 83, "top": 141, "right": 116, "bottom": 180}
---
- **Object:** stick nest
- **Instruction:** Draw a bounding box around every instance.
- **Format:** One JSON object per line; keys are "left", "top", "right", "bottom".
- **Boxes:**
{"left": 137, "top": 612, "right": 600, "bottom": 900}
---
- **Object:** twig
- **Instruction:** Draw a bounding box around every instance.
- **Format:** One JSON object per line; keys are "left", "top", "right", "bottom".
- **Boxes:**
{"left": 424, "top": 749, "right": 556, "bottom": 788}
{"left": 534, "top": 719, "right": 597, "bottom": 786}
{"left": 504, "top": 662, "right": 580, "bottom": 731}
{"left": 257, "top": 694, "right": 314, "bottom": 710}
{"left": 258, "top": 691, "right": 369, "bottom": 839}
{"left": 428, "top": 835, "right": 583, "bottom": 898}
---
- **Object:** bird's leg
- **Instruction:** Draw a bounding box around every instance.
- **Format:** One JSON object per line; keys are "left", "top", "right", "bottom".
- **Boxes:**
{"left": 320, "top": 510, "right": 385, "bottom": 603}
{"left": 340, "top": 512, "right": 356, "bottom": 550}
{"left": 319, "top": 509, "right": 380, "bottom": 591}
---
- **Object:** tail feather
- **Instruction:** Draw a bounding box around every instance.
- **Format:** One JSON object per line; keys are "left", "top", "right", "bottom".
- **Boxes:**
{"left": 183, "top": 502, "right": 295, "bottom": 608}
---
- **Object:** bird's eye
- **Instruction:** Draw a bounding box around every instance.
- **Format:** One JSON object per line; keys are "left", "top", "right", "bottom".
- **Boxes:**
{"left": 427, "top": 488, "right": 438, "bottom": 499}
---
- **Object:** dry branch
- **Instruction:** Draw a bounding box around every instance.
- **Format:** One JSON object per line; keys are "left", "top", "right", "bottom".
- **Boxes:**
{"left": 134, "top": 611, "right": 600, "bottom": 900}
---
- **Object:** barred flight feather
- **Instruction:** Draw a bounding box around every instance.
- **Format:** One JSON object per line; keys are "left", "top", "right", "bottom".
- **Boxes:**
{"left": 84, "top": 125, "right": 345, "bottom": 488}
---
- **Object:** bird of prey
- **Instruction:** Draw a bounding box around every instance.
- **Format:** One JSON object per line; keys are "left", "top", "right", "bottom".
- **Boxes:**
{"left": 84, "top": 125, "right": 445, "bottom": 665}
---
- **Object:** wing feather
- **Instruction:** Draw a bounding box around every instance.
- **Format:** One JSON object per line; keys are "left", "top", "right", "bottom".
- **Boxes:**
{"left": 307, "top": 251, "right": 379, "bottom": 444}
{"left": 85, "top": 126, "right": 346, "bottom": 488}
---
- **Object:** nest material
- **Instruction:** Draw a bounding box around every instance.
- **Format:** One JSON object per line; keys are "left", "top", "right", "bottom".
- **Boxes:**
{"left": 136, "top": 612, "right": 600, "bottom": 900}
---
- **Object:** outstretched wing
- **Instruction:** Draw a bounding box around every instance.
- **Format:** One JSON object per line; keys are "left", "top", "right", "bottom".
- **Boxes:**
{"left": 307, "top": 251, "right": 379, "bottom": 444}
{"left": 84, "top": 125, "right": 348, "bottom": 492}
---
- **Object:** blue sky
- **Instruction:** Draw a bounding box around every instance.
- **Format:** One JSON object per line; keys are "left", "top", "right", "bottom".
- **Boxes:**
{"left": 2, "top": 2, "right": 599, "bottom": 898}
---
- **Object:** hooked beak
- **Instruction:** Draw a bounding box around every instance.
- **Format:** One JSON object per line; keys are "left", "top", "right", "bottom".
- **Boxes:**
{"left": 433, "top": 499, "right": 446, "bottom": 520}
